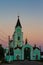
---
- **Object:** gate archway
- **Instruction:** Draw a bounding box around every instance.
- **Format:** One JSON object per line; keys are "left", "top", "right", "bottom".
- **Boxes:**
{"left": 24, "top": 47, "right": 30, "bottom": 60}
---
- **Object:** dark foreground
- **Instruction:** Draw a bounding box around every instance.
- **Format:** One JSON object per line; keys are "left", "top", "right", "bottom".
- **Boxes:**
{"left": 0, "top": 60, "right": 43, "bottom": 65}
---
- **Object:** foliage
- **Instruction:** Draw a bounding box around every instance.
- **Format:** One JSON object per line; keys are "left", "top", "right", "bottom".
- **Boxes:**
{"left": 0, "top": 44, "right": 5, "bottom": 61}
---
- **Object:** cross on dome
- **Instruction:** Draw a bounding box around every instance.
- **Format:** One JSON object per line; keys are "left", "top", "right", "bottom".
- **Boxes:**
{"left": 15, "top": 16, "right": 22, "bottom": 28}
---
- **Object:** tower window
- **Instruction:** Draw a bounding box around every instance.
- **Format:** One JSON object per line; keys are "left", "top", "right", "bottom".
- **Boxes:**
{"left": 18, "top": 36, "right": 20, "bottom": 40}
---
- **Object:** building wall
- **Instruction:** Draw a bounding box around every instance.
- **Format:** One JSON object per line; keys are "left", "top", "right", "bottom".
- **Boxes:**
{"left": 5, "top": 55, "right": 14, "bottom": 62}
{"left": 33, "top": 49, "right": 40, "bottom": 60}
{"left": 22, "top": 44, "right": 33, "bottom": 60}
{"left": 5, "top": 45, "right": 41, "bottom": 61}
{"left": 14, "top": 48, "right": 22, "bottom": 60}
{"left": 13, "top": 27, "right": 23, "bottom": 48}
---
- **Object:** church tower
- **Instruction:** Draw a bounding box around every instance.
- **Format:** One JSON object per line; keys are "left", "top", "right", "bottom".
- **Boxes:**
{"left": 13, "top": 16, "right": 23, "bottom": 48}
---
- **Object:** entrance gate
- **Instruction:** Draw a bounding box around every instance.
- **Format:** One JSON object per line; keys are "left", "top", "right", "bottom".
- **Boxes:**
{"left": 24, "top": 47, "right": 30, "bottom": 60}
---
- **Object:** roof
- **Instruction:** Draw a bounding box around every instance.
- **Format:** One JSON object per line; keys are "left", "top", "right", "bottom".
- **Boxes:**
{"left": 33, "top": 47, "right": 40, "bottom": 50}
{"left": 15, "top": 16, "right": 22, "bottom": 28}
{"left": 14, "top": 45, "right": 22, "bottom": 49}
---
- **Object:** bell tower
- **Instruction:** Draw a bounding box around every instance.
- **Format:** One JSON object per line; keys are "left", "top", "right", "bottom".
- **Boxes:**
{"left": 13, "top": 16, "right": 23, "bottom": 48}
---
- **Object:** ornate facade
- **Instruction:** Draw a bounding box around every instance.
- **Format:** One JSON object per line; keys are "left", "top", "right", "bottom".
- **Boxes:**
{"left": 5, "top": 16, "right": 40, "bottom": 62}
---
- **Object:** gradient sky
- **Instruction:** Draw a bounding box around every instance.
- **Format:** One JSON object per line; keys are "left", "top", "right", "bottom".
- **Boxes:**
{"left": 0, "top": 0, "right": 43, "bottom": 51}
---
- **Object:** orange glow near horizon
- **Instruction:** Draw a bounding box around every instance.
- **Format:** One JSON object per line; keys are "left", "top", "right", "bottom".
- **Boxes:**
{"left": 0, "top": 23, "right": 43, "bottom": 48}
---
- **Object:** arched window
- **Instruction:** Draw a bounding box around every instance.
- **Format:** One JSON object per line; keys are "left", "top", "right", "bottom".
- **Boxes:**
{"left": 24, "top": 47, "right": 30, "bottom": 60}
{"left": 18, "top": 36, "right": 20, "bottom": 40}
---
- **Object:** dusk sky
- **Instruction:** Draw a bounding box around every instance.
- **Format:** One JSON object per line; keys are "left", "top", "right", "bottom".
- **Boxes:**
{"left": 0, "top": 0, "right": 43, "bottom": 51}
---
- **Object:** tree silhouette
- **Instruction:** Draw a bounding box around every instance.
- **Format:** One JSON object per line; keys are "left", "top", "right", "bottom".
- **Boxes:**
{"left": 0, "top": 44, "right": 5, "bottom": 61}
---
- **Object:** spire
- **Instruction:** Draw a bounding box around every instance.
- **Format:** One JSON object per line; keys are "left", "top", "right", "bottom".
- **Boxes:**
{"left": 15, "top": 16, "right": 22, "bottom": 28}
{"left": 25, "top": 38, "right": 28, "bottom": 44}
